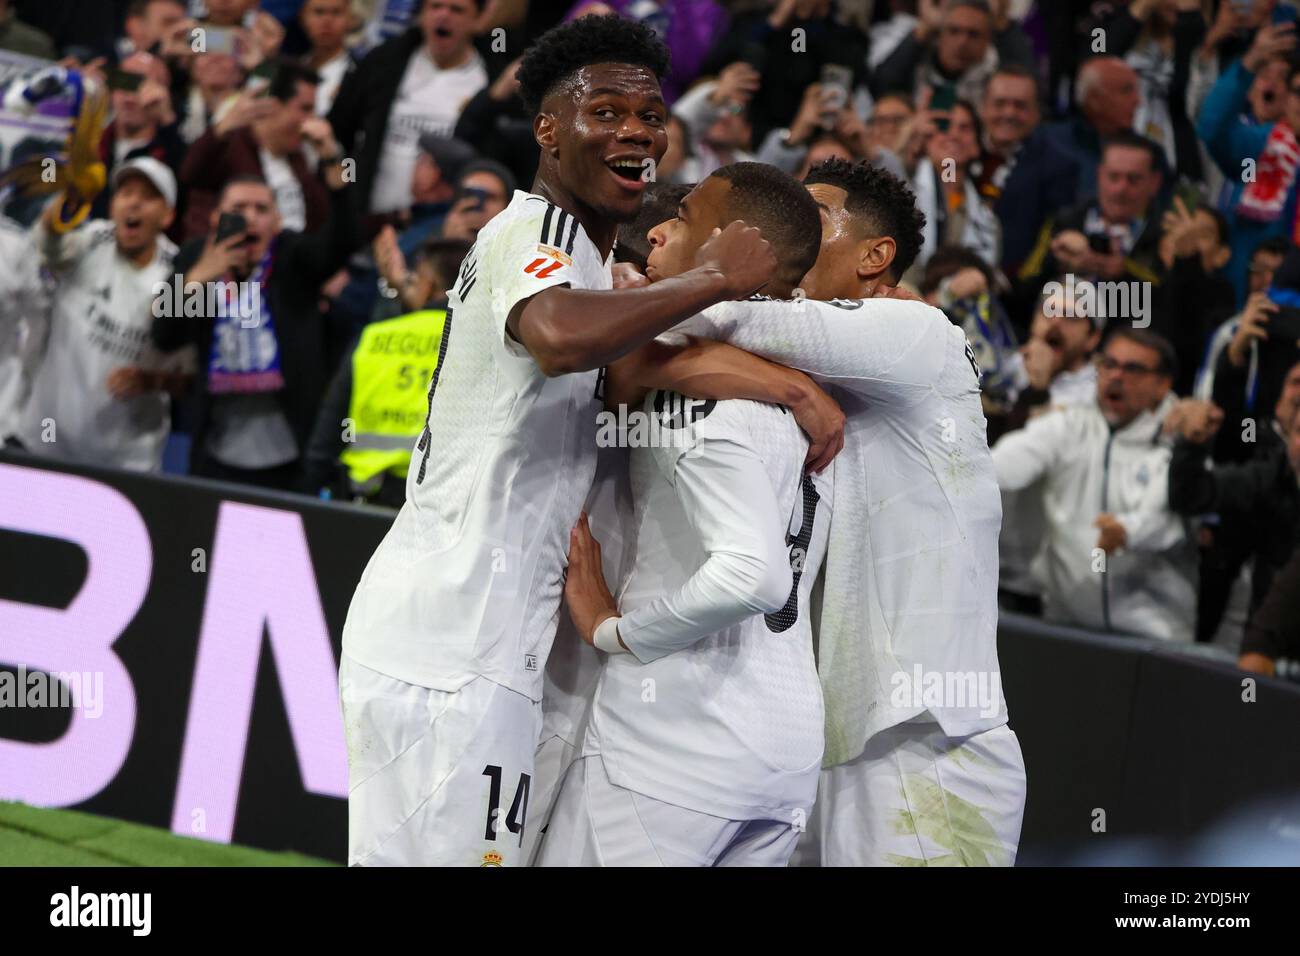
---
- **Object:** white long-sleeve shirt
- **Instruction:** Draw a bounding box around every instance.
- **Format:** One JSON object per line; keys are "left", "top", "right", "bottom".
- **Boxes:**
{"left": 586, "top": 390, "right": 831, "bottom": 821}
{"left": 0, "top": 216, "right": 48, "bottom": 441}
{"left": 16, "top": 218, "right": 176, "bottom": 471}
{"left": 991, "top": 394, "right": 1196, "bottom": 641}
{"left": 679, "top": 296, "right": 1007, "bottom": 766}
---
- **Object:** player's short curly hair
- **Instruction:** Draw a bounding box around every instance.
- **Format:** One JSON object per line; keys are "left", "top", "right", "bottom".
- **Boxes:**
{"left": 804, "top": 158, "right": 926, "bottom": 282}
{"left": 516, "top": 14, "right": 670, "bottom": 115}
{"left": 712, "top": 162, "right": 822, "bottom": 289}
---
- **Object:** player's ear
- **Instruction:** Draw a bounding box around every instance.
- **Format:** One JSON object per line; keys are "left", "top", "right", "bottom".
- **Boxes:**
{"left": 860, "top": 236, "right": 896, "bottom": 281}
{"left": 535, "top": 112, "right": 560, "bottom": 158}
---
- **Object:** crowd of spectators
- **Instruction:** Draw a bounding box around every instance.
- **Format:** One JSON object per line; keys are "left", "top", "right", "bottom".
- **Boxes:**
{"left": 1, "top": 0, "right": 1299, "bottom": 674}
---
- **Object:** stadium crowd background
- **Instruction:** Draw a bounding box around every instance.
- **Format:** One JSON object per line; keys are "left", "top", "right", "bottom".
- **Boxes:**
{"left": 0, "top": 0, "right": 1298, "bottom": 677}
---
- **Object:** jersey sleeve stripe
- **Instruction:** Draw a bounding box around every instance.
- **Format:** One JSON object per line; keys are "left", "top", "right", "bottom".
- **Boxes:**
{"left": 564, "top": 217, "right": 578, "bottom": 256}
{"left": 553, "top": 210, "right": 569, "bottom": 248}
{"left": 540, "top": 204, "right": 555, "bottom": 245}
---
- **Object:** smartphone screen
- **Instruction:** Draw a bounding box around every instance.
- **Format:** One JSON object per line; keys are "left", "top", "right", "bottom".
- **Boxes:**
{"left": 1087, "top": 232, "right": 1112, "bottom": 255}
{"left": 106, "top": 69, "right": 144, "bottom": 93}
{"left": 215, "top": 212, "right": 248, "bottom": 243}
{"left": 930, "top": 85, "right": 957, "bottom": 132}
{"left": 821, "top": 63, "right": 852, "bottom": 127}
{"left": 205, "top": 26, "right": 237, "bottom": 56}
{"left": 457, "top": 187, "right": 491, "bottom": 213}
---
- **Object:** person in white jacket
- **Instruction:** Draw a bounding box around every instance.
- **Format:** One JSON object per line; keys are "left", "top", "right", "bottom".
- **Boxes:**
{"left": 0, "top": 214, "right": 49, "bottom": 443}
{"left": 12, "top": 158, "right": 180, "bottom": 473}
{"left": 992, "top": 327, "right": 1197, "bottom": 642}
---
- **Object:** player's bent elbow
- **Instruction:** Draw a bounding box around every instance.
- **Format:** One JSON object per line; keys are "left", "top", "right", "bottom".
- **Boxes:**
{"left": 753, "top": 560, "right": 794, "bottom": 614}
{"left": 714, "top": 550, "right": 793, "bottom": 615}
{"left": 520, "top": 316, "right": 591, "bottom": 377}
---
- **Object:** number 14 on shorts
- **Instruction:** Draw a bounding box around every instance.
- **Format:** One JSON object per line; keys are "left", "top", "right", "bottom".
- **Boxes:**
{"left": 483, "top": 765, "right": 531, "bottom": 850}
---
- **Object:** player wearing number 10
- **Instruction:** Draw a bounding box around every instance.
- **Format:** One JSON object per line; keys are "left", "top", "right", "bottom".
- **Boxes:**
{"left": 338, "top": 16, "right": 780, "bottom": 866}
{"left": 539, "top": 165, "right": 832, "bottom": 866}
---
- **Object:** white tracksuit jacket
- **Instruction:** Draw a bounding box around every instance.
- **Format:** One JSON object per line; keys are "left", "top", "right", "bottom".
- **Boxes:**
{"left": 991, "top": 393, "right": 1197, "bottom": 642}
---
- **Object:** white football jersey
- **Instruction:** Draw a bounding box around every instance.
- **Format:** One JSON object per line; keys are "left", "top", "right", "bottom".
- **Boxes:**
{"left": 586, "top": 391, "right": 832, "bottom": 821}
{"left": 0, "top": 215, "right": 48, "bottom": 441}
{"left": 680, "top": 297, "right": 1006, "bottom": 764}
{"left": 343, "top": 190, "right": 612, "bottom": 699}
{"left": 17, "top": 219, "right": 175, "bottom": 471}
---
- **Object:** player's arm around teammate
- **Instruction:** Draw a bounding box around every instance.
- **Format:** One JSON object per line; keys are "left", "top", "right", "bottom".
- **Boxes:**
{"left": 506, "top": 219, "right": 775, "bottom": 376}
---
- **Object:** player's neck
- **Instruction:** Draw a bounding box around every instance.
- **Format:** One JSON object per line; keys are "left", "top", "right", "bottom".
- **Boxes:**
{"left": 855, "top": 277, "right": 882, "bottom": 298}
{"left": 532, "top": 176, "right": 617, "bottom": 259}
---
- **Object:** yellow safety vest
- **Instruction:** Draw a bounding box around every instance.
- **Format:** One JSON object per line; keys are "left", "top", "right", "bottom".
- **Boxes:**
{"left": 341, "top": 309, "right": 447, "bottom": 489}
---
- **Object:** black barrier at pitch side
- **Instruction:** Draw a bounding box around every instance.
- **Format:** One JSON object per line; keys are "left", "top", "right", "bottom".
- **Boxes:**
{"left": 0, "top": 451, "right": 388, "bottom": 862}
{"left": 2, "top": 451, "right": 1299, "bottom": 864}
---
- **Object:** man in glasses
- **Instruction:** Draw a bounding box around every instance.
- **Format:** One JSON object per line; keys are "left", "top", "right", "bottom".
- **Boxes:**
{"left": 991, "top": 328, "right": 1196, "bottom": 642}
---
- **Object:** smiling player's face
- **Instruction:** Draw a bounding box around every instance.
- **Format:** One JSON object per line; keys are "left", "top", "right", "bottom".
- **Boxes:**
{"left": 544, "top": 63, "right": 668, "bottom": 224}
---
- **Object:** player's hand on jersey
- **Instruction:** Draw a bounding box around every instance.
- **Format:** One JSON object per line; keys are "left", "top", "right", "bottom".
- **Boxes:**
{"left": 695, "top": 221, "right": 776, "bottom": 299}
{"left": 612, "top": 261, "right": 650, "bottom": 289}
{"left": 1094, "top": 513, "right": 1127, "bottom": 555}
{"left": 564, "top": 513, "right": 619, "bottom": 647}
{"left": 791, "top": 373, "right": 845, "bottom": 474}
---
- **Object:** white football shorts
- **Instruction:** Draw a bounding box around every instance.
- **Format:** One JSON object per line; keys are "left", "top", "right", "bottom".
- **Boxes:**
{"left": 802, "top": 720, "right": 1026, "bottom": 867}
{"left": 339, "top": 653, "right": 542, "bottom": 866}
{"left": 535, "top": 755, "right": 802, "bottom": 867}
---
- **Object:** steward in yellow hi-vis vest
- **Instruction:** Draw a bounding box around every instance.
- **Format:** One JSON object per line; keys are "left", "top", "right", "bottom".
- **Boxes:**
{"left": 304, "top": 309, "right": 447, "bottom": 507}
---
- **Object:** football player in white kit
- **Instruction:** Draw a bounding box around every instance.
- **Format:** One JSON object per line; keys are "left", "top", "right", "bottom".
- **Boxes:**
{"left": 523, "top": 186, "right": 849, "bottom": 863}
{"left": 338, "top": 16, "right": 783, "bottom": 867}
{"left": 537, "top": 164, "right": 832, "bottom": 866}
{"left": 685, "top": 158, "right": 1028, "bottom": 866}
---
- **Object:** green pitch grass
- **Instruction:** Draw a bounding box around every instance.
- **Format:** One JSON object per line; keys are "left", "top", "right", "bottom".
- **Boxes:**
{"left": 0, "top": 801, "right": 336, "bottom": 866}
